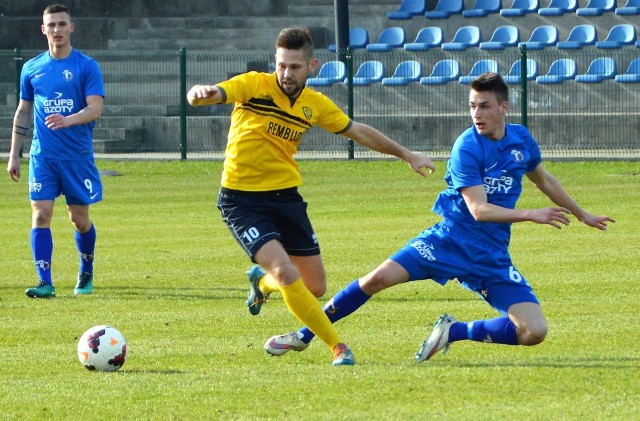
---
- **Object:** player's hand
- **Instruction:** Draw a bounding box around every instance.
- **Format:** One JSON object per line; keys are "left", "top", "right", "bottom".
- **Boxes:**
{"left": 7, "top": 157, "right": 20, "bottom": 182}
{"left": 530, "top": 207, "right": 571, "bottom": 229}
{"left": 407, "top": 152, "right": 435, "bottom": 176}
{"left": 189, "top": 84, "right": 217, "bottom": 98}
{"left": 45, "top": 114, "right": 68, "bottom": 131}
{"left": 579, "top": 213, "right": 615, "bottom": 231}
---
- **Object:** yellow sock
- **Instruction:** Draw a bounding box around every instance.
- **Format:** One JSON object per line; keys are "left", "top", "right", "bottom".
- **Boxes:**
{"left": 258, "top": 274, "right": 280, "bottom": 295}
{"left": 280, "top": 279, "right": 341, "bottom": 350}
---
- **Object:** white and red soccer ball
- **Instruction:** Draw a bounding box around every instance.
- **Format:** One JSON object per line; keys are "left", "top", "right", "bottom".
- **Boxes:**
{"left": 77, "top": 325, "right": 127, "bottom": 372}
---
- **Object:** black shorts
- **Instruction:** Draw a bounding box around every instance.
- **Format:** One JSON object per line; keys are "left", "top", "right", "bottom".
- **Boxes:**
{"left": 217, "top": 187, "right": 320, "bottom": 260}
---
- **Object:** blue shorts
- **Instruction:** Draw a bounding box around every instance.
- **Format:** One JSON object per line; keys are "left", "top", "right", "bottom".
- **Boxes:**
{"left": 28, "top": 155, "right": 102, "bottom": 205}
{"left": 217, "top": 187, "right": 320, "bottom": 261}
{"left": 390, "top": 220, "right": 539, "bottom": 315}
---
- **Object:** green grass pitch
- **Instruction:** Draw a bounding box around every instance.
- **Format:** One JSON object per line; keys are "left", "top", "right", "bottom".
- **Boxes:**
{"left": 0, "top": 159, "right": 638, "bottom": 420}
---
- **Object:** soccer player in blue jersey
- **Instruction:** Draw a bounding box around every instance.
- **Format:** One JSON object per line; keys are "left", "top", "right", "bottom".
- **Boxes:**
{"left": 264, "top": 72, "right": 615, "bottom": 361}
{"left": 6, "top": 4, "right": 105, "bottom": 298}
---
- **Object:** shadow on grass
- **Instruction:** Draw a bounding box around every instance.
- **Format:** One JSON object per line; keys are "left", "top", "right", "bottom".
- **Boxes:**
{"left": 86, "top": 285, "right": 246, "bottom": 301}
{"left": 432, "top": 356, "right": 640, "bottom": 369}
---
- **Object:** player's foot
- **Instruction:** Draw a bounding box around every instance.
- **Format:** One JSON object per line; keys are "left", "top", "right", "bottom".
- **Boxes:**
{"left": 25, "top": 281, "right": 56, "bottom": 298}
{"left": 74, "top": 272, "right": 94, "bottom": 295}
{"left": 246, "top": 265, "right": 268, "bottom": 315}
{"left": 332, "top": 343, "right": 355, "bottom": 366}
{"left": 415, "top": 314, "right": 458, "bottom": 362}
{"left": 264, "top": 332, "right": 309, "bottom": 356}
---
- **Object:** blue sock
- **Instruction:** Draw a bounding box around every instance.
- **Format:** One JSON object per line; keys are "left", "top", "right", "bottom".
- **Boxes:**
{"left": 298, "top": 279, "right": 371, "bottom": 344}
{"left": 465, "top": 317, "right": 519, "bottom": 345}
{"left": 31, "top": 228, "right": 53, "bottom": 286}
{"left": 75, "top": 224, "right": 96, "bottom": 274}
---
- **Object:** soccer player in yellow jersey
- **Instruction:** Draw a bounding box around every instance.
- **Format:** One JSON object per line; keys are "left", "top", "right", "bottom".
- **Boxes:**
{"left": 187, "top": 27, "right": 434, "bottom": 366}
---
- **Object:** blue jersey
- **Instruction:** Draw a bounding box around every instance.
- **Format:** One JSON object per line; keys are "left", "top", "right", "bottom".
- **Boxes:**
{"left": 432, "top": 123, "right": 541, "bottom": 247}
{"left": 20, "top": 49, "right": 105, "bottom": 160}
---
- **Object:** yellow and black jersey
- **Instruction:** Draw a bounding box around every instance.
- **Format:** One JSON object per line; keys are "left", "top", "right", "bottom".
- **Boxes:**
{"left": 216, "top": 71, "right": 351, "bottom": 191}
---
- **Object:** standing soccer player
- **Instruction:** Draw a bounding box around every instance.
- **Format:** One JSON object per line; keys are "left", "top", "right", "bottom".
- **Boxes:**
{"left": 187, "top": 27, "right": 434, "bottom": 365}
{"left": 264, "top": 72, "right": 614, "bottom": 361}
{"left": 6, "top": 4, "right": 105, "bottom": 298}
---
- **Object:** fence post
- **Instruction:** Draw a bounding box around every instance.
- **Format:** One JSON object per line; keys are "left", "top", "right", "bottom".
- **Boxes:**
{"left": 14, "top": 48, "right": 23, "bottom": 157}
{"left": 519, "top": 44, "right": 528, "bottom": 128}
{"left": 179, "top": 47, "right": 187, "bottom": 160}
{"left": 345, "top": 47, "right": 354, "bottom": 159}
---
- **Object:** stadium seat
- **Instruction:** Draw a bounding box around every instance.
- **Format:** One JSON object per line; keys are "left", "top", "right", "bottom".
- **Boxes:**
{"left": 536, "top": 58, "right": 577, "bottom": 84}
{"left": 577, "top": 0, "right": 617, "bottom": 15}
{"left": 328, "top": 28, "right": 369, "bottom": 52}
{"left": 388, "top": 0, "right": 427, "bottom": 19}
{"left": 404, "top": 27, "right": 444, "bottom": 51}
{"left": 349, "top": 61, "right": 385, "bottom": 86}
{"left": 366, "top": 27, "right": 407, "bottom": 51}
{"left": 518, "top": 25, "right": 558, "bottom": 50}
{"left": 419, "top": 60, "right": 461, "bottom": 85}
{"left": 615, "top": 0, "right": 640, "bottom": 14}
{"left": 459, "top": 59, "right": 500, "bottom": 84}
{"left": 479, "top": 25, "right": 520, "bottom": 50}
{"left": 382, "top": 61, "right": 423, "bottom": 86}
{"left": 441, "top": 26, "right": 482, "bottom": 51}
{"left": 307, "top": 61, "right": 346, "bottom": 86}
{"left": 575, "top": 57, "right": 617, "bottom": 83}
{"left": 503, "top": 59, "right": 539, "bottom": 84}
{"left": 462, "top": 0, "right": 502, "bottom": 17}
{"left": 614, "top": 57, "right": 640, "bottom": 82}
{"left": 557, "top": 24, "right": 598, "bottom": 49}
{"left": 538, "top": 0, "right": 577, "bottom": 15}
{"left": 595, "top": 24, "right": 636, "bottom": 48}
{"left": 425, "top": 0, "right": 464, "bottom": 18}
{"left": 500, "top": 0, "right": 539, "bottom": 16}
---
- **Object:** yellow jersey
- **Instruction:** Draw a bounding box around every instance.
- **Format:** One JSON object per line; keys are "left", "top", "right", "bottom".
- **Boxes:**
{"left": 217, "top": 71, "right": 351, "bottom": 191}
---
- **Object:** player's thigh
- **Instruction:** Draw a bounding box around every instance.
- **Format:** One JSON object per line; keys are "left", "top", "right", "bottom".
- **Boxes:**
{"left": 60, "top": 160, "right": 102, "bottom": 205}
{"left": 253, "top": 239, "right": 300, "bottom": 286}
{"left": 28, "top": 155, "right": 62, "bottom": 201}
{"left": 290, "top": 254, "right": 326, "bottom": 297}
{"left": 359, "top": 259, "right": 410, "bottom": 295}
{"left": 507, "top": 302, "right": 547, "bottom": 345}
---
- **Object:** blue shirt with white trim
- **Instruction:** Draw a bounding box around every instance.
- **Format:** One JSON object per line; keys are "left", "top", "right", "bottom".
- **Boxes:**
{"left": 20, "top": 49, "right": 105, "bottom": 160}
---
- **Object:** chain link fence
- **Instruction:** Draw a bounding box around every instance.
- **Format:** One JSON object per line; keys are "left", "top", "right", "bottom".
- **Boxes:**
{"left": 1, "top": 47, "right": 639, "bottom": 159}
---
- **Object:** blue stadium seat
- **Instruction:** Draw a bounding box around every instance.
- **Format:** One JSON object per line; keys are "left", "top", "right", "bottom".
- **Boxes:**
{"left": 349, "top": 61, "right": 385, "bottom": 86}
{"left": 596, "top": 24, "right": 636, "bottom": 48}
{"left": 388, "top": 0, "right": 427, "bottom": 19}
{"left": 404, "top": 27, "right": 444, "bottom": 51}
{"left": 615, "top": 0, "right": 640, "bottom": 14}
{"left": 307, "top": 61, "right": 346, "bottom": 86}
{"left": 538, "top": 0, "right": 577, "bottom": 15}
{"left": 536, "top": 59, "right": 577, "bottom": 84}
{"left": 557, "top": 24, "right": 598, "bottom": 49}
{"left": 503, "top": 59, "right": 539, "bottom": 84}
{"left": 425, "top": 0, "right": 464, "bottom": 18}
{"left": 441, "top": 26, "right": 482, "bottom": 51}
{"left": 501, "top": 0, "right": 539, "bottom": 16}
{"left": 328, "top": 28, "right": 369, "bottom": 52}
{"left": 614, "top": 57, "right": 640, "bottom": 82}
{"left": 382, "top": 61, "right": 423, "bottom": 86}
{"left": 479, "top": 25, "right": 520, "bottom": 50}
{"left": 459, "top": 59, "right": 500, "bottom": 84}
{"left": 366, "top": 27, "right": 407, "bottom": 51}
{"left": 518, "top": 25, "right": 558, "bottom": 50}
{"left": 419, "top": 60, "right": 461, "bottom": 85}
{"left": 463, "top": 0, "right": 502, "bottom": 17}
{"left": 577, "top": 0, "right": 617, "bottom": 15}
{"left": 575, "top": 57, "right": 617, "bottom": 83}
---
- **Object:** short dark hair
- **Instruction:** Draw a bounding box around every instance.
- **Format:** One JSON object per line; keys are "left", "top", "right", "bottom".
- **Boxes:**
{"left": 44, "top": 4, "right": 70, "bottom": 16}
{"left": 275, "top": 27, "right": 314, "bottom": 60}
{"left": 470, "top": 72, "right": 508, "bottom": 104}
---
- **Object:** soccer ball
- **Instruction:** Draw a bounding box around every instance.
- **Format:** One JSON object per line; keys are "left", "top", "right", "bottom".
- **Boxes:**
{"left": 77, "top": 325, "right": 127, "bottom": 372}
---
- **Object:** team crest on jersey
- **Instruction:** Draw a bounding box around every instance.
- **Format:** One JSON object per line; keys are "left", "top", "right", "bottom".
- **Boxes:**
{"left": 511, "top": 149, "right": 524, "bottom": 162}
{"left": 302, "top": 106, "right": 312, "bottom": 120}
{"left": 63, "top": 69, "right": 73, "bottom": 81}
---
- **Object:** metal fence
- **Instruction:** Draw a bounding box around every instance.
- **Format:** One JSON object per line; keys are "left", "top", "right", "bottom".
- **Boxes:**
{"left": 1, "top": 47, "right": 639, "bottom": 159}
